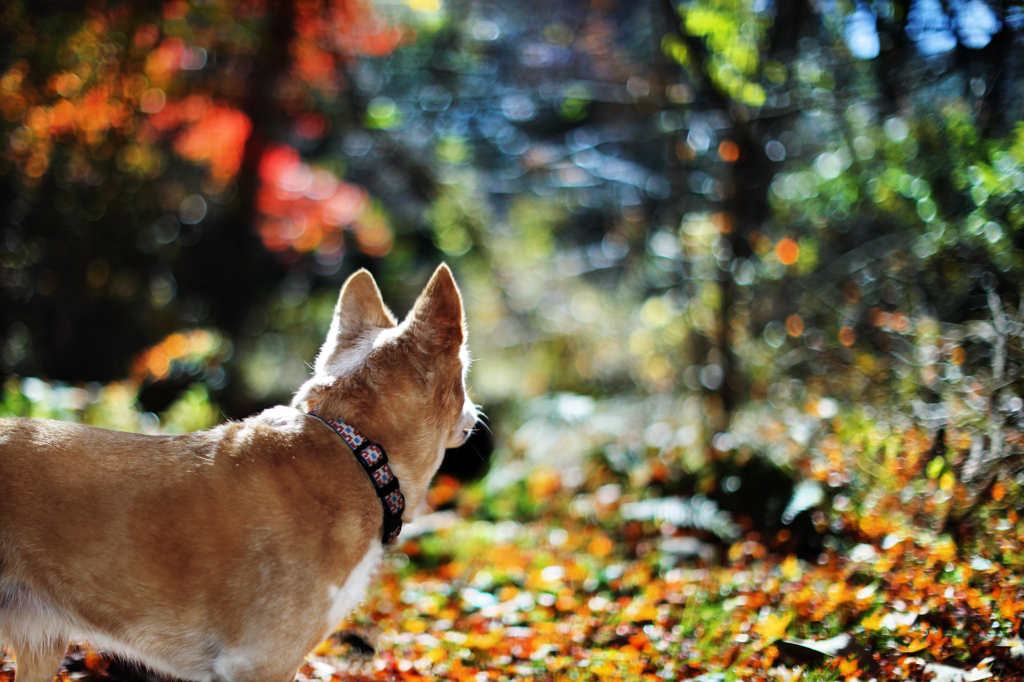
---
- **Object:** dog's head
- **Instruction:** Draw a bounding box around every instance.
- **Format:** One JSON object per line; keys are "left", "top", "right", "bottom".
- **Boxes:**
{"left": 292, "top": 264, "right": 476, "bottom": 519}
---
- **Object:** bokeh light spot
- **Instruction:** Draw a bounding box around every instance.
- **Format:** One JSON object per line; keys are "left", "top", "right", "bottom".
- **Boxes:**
{"left": 776, "top": 237, "right": 799, "bottom": 265}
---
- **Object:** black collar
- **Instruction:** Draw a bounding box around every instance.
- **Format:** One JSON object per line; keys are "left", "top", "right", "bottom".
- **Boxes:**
{"left": 307, "top": 408, "right": 404, "bottom": 544}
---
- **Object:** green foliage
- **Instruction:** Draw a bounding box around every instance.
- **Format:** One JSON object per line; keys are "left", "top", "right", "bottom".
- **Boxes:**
{"left": 558, "top": 84, "right": 591, "bottom": 121}
{"left": 425, "top": 183, "right": 489, "bottom": 258}
{"left": 665, "top": 0, "right": 770, "bottom": 106}
{"left": 364, "top": 97, "right": 403, "bottom": 130}
{"left": 434, "top": 134, "right": 471, "bottom": 166}
{"left": 1, "top": 377, "right": 140, "bottom": 428}
{"left": 0, "top": 374, "right": 223, "bottom": 436}
{"left": 506, "top": 195, "right": 567, "bottom": 263}
{"left": 160, "top": 384, "right": 220, "bottom": 433}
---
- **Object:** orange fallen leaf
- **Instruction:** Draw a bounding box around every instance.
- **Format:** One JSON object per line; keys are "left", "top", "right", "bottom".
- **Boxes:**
{"left": 588, "top": 535, "right": 614, "bottom": 557}
{"left": 84, "top": 650, "right": 104, "bottom": 671}
{"left": 836, "top": 655, "right": 862, "bottom": 680}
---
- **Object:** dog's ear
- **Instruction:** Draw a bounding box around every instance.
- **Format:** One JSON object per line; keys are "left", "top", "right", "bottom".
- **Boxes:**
{"left": 333, "top": 269, "right": 396, "bottom": 333}
{"left": 404, "top": 263, "right": 466, "bottom": 354}
{"left": 313, "top": 269, "right": 396, "bottom": 374}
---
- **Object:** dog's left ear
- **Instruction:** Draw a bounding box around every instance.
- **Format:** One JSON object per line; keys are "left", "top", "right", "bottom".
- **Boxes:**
{"left": 312, "top": 269, "right": 396, "bottom": 375}
{"left": 333, "top": 269, "right": 397, "bottom": 335}
{"left": 404, "top": 264, "right": 466, "bottom": 354}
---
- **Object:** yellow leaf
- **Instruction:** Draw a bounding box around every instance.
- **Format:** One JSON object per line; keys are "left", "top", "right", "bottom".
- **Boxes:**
{"left": 899, "top": 637, "right": 929, "bottom": 653}
{"left": 465, "top": 629, "right": 505, "bottom": 649}
{"left": 940, "top": 470, "right": 957, "bottom": 491}
{"left": 781, "top": 555, "right": 801, "bottom": 580}
{"left": 403, "top": 618, "right": 428, "bottom": 634}
{"left": 934, "top": 538, "right": 957, "bottom": 563}
{"left": 313, "top": 640, "right": 335, "bottom": 656}
{"left": 862, "top": 611, "right": 884, "bottom": 632}
{"left": 626, "top": 603, "right": 659, "bottom": 622}
{"left": 754, "top": 611, "right": 792, "bottom": 644}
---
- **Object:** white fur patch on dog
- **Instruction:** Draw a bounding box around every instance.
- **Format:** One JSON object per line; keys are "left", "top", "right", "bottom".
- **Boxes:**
{"left": 325, "top": 542, "right": 384, "bottom": 631}
{"left": 253, "top": 406, "right": 306, "bottom": 432}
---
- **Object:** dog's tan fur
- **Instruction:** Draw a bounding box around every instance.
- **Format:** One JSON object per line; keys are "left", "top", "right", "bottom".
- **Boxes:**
{"left": 0, "top": 264, "right": 477, "bottom": 682}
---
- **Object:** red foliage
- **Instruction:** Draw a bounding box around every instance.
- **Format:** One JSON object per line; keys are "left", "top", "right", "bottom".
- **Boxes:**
{"left": 174, "top": 104, "right": 252, "bottom": 184}
{"left": 256, "top": 144, "right": 392, "bottom": 257}
{"left": 1, "top": 0, "right": 404, "bottom": 260}
{"left": 290, "top": 0, "right": 409, "bottom": 97}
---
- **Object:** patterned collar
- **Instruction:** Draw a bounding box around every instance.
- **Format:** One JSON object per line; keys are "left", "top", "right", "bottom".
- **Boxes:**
{"left": 308, "top": 407, "right": 405, "bottom": 544}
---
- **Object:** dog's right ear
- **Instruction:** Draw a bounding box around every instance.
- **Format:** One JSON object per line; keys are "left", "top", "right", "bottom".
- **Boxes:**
{"left": 312, "top": 269, "right": 396, "bottom": 374}
{"left": 402, "top": 263, "right": 466, "bottom": 361}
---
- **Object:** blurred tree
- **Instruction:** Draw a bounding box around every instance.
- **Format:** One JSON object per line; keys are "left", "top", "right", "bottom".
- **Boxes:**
{"left": 652, "top": 0, "right": 1024, "bottom": 460}
{"left": 4, "top": 0, "right": 1024, "bottom": 507}
{"left": 0, "top": 0, "right": 407, "bottom": 415}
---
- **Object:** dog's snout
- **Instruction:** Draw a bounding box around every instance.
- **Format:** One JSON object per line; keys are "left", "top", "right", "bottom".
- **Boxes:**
{"left": 453, "top": 396, "right": 478, "bottom": 446}
{"left": 463, "top": 394, "right": 478, "bottom": 424}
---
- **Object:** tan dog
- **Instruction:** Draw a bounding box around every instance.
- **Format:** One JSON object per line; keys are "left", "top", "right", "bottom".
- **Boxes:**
{"left": 0, "top": 264, "right": 477, "bottom": 682}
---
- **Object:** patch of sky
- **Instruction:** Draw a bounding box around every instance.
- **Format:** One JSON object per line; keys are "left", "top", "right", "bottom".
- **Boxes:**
{"left": 845, "top": 5, "right": 881, "bottom": 59}
{"left": 905, "top": 0, "right": 1000, "bottom": 53}
{"left": 906, "top": 0, "right": 958, "bottom": 54}
{"left": 953, "top": 0, "right": 1001, "bottom": 49}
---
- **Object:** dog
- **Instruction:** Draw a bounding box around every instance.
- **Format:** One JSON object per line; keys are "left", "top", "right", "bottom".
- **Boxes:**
{"left": 0, "top": 264, "right": 477, "bottom": 682}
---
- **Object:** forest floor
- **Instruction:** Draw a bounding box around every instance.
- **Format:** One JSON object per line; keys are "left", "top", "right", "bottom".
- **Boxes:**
{"left": 2, "top": 476, "right": 1022, "bottom": 682}
{"left": 308, "top": 489, "right": 1024, "bottom": 682}
{"left": 1, "top": 404, "right": 1023, "bottom": 682}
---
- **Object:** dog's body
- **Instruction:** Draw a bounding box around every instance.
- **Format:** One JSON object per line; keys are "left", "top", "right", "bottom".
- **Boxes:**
{"left": 0, "top": 265, "right": 477, "bottom": 682}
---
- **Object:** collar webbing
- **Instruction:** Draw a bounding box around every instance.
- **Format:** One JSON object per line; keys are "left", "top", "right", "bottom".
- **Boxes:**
{"left": 308, "top": 408, "right": 405, "bottom": 544}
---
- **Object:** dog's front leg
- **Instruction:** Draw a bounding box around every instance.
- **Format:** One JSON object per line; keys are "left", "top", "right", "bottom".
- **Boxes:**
{"left": 10, "top": 639, "right": 66, "bottom": 682}
{"left": 210, "top": 650, "right": 305, "bottom": 682}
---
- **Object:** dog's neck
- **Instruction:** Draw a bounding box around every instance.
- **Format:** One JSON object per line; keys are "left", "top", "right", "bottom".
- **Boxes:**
{"left": 307, "top": 406, "right": 405, "bottom": 544}
{"left": 294, "top": 389, "right": 447, "bottom": 526}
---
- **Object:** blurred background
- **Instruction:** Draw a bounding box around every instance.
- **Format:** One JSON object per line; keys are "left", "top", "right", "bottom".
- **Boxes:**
{"left": 3, "top": 0, "right": 1024, "bottom": 551}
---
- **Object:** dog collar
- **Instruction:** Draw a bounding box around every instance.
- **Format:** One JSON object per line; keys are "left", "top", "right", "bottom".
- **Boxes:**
{"left": 307, "top": 408, "right": 405, "bottom": 544}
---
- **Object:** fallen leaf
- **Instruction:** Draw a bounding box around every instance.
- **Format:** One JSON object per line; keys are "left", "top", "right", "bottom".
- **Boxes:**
{"left": 753, "top": 612, "right": 792, "bottom": 645}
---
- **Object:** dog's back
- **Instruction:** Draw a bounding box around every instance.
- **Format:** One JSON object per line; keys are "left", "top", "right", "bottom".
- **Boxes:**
{"left": 0, "top": 413, "right": 384, "bottom": 682}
